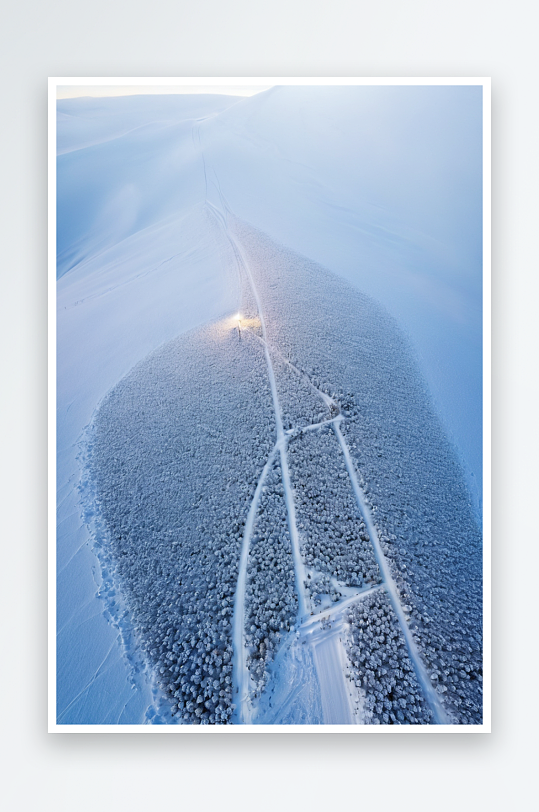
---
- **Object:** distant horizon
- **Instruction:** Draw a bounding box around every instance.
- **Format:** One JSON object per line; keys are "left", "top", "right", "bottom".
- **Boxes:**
{"left": 57, "top": 84, "right": 273, "bottom": 100}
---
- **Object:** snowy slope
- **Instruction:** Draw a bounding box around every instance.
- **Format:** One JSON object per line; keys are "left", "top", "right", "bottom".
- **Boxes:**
{"left": 57, "top": 94, "right": 239, "bottom": 278}
{"left": 56, "top": 94, "right": 242, "bottom": 723}
{"left": 57, "top": 93, "right": 238, "bottom": 156}
{"left": 56, "top": 86, "right": 483, "bottom": 725}
{"left": 199, "top": 86, "right": 483, "bottom": 509}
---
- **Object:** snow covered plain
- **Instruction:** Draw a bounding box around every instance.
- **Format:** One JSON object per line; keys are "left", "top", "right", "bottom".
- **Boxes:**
{"left": 55, "top": 86, "right": 483, "bottom": 726}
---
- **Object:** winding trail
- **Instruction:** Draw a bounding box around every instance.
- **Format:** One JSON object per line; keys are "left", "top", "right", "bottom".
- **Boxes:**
{"left": 232, "top": 444, "right": 278, "bottom": 723}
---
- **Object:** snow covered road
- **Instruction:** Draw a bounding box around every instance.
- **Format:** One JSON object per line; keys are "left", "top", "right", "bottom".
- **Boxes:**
{"left": 312, "top": 629, "right": 358, "bottom": 725}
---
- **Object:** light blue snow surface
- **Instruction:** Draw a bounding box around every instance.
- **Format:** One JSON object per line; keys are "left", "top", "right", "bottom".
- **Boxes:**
{"left": 56, "top": 86, "right": 483, "bottom": 725}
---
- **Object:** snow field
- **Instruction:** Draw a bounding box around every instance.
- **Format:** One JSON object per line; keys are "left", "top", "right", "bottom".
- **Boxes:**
{"left": 57, "top": 93, "right": 238, "bottom": 157}
{"left": 89, "top": 322, "right": 275, "bottom": 723}
{"left": 75, "top": 448, "right": 175, "bottom": 725}
{"left": 56, "top": 203, "right": 240, "bottom": 724}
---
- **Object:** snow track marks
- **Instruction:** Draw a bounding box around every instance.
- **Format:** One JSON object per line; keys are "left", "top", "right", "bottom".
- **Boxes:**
{"left": 232, "top": 444, "right": 278, "bottom": 723}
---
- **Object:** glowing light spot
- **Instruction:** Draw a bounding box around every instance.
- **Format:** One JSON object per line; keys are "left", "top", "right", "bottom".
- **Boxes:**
{"left": 231, "top": 312, "right": 242, "bottom": 333}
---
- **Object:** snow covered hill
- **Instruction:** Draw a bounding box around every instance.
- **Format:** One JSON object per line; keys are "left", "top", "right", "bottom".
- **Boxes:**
{"left": 200, "top": 85, "right": 483, "bottom": 509}
{"left": 56, "top": 94, "right": 242, "bottom": 724}
{"left": 55, "top": 85, "right": 483, "bottom": 726}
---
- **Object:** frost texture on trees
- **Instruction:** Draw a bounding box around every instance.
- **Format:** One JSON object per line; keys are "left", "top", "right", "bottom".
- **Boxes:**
{"left": 89, "top": 214, "right": 482, "bottom": 726}
{"left": 289, "top": 427, "right": 381, "bottom": 594}
{"left": 232, "top": 217, "right": 483, "bottom": 725}
{"left": 91, "top": 323, "right": 274, "bottom": 724}
{"left": 244, "top": 457, "right": 298, "bottom": 692}
{"left": 271, "top": 351, "right": 330, "bottom": 431}
{"left": 345, "top": 590, "right": 433, "bottom": 724}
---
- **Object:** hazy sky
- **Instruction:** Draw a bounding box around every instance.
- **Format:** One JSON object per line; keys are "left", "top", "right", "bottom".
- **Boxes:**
{"left": 56, "top": 84, "right": 273, "bottom": 99}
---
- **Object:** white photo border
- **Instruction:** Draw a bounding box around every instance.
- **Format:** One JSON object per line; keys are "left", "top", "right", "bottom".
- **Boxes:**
{"left": 48, "top": 76, "right": 491, "bottom": 734}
